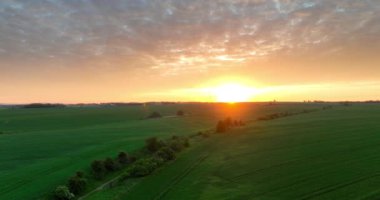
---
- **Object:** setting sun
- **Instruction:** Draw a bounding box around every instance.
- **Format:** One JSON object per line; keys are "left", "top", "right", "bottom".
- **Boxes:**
{"left": 212, "top": 83, "right": 255, "bottom": 103}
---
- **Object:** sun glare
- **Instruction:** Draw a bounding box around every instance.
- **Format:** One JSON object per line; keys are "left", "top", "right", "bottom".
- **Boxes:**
{"left": 212, "top": 83, "right": 255, "bottom": 103}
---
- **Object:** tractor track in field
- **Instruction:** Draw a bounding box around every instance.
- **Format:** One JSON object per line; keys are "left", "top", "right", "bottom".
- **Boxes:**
{"left": 248, "top": 152, "right": 380, "bottom": 199}
{"left": 152, "top": 151, "right": 210, "bottom": 200}
{"left": 227, "top": 141, "right": 380, "bottom": 181}
{"left": 299, "top": 173, "right": 380, "bottom": 200}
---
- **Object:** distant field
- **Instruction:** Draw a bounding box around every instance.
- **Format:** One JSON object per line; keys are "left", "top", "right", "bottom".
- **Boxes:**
{"left": 85, "top": 104, "right": 380, "bottom": 200}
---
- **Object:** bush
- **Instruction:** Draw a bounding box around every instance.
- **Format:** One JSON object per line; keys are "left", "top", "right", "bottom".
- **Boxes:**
{"left": 91, "top": 160, "right": 106, "bottom": 179}
{"left": 128, "top": 157, "right": 163, "bottom": 177}
{"left": 75, "top": 171, "right": 85, "bottom": 178}
{"left": 117, "top": 152, "right": 130, "bottom": 165}
{"left": 202, "top": 132, "right": 210, "bottom": 138}
{"left": 169, "top": 140, "right": 184, "bottom": 152}
{"left": 147, "top": 111, "right": 162, "bottom": 118}
{"left": 118, "top": 171, "right": 131, "bottom": 182}
{"left": 129, "top": 155, "right": 137, "bottom": 163}
{"left": 104, "top": 157, "right": 118, "bottom": 172}
{"left": 172, "top": 135, "right": 179, "bottom": 140}
{"left": 155, "top": 147, "right": 176, "bottom": 161}
{"left": 54, "top": 185, "right": 75, "bottom": 200}
{"left": 67, "top": 173, "right": 87, "bottom": 195}
{"left": 145, "top": 137, "right": 163, "bottom": 153}
{"left": 183, "top": 138, "right": 190, "bottom": 147}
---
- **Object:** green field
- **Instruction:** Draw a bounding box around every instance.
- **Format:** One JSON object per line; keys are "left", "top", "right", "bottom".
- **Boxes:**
{"left": 2, "top": 103, "right": 379, "bottom": 199}
{"left": 85, "top": 104, "right": 380, "bottom": 200}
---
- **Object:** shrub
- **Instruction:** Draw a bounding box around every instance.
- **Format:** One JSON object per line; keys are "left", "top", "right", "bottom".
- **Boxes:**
{"left": 172, "top": 135, "right": 179, "bottom": 140}
{"left": 169, "top": 140, "right": 184, "bottom": 152}
{"left": 129, "top": 155, "right": 137, "bottom": 163}
{"left": 54, "top": 185, "right": 75, "bottom": 200}
{"left": 104, "top": 157, "right": 118, "bottom": 172}
{"left": 117, "top": 152, "right": 130, "bottom": 165}
{"left": 202, "top": 132, "right": 210, "bottom": 138}
{"left": 147, "top": 111, "right": 162, "bottom": 118}
{"left": 75, "top": 171, "right": 85, "bottom": 178}
{"left": 155, "top": 147, "right": 176, "bottom": 161}
{"left": 128, "top": 157, "right": 163, "bottom": 177}
{"left": 118, "top": 171, "right": 131, "bottom": 182}
{"left": 183, "top": 138, "right": 190, "bottom": 147}
{"left": 91, "top": 160, "right": 105, "bottom": 179}
{"left": 67, "top": 174, "right": 87, "bottom": 195}
{"left": 145, "top": 137, "right": 163, "bottom": 153}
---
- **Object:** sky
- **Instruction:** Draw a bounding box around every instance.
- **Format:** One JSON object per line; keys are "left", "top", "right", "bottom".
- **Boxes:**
{"left": 0, "top": 0, "right": 379, "bottom": 103}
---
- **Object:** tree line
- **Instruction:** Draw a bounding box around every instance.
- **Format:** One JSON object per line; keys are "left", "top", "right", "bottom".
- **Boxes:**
{"left": 52, "top": 136, "right": 190, "bottom": 200}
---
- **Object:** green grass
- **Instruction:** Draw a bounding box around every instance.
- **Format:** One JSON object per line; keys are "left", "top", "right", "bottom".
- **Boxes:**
{"left": 0, "top": 102, "right": 335, "bottom": 199}
{"left": 0, "top": 104, "right": 219, "bottom": 200}
{"left": 86, "top": 104, "right": 380, "bottom": 200}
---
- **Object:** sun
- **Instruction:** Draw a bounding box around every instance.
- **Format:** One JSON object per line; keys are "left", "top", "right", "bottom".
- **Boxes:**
{"left": 212, "top": 83, "right": 254, "bottom": 103}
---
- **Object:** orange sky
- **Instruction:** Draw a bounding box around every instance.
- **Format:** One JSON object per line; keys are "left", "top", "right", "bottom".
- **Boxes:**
{"left": 0, "top": 1, "right": 379, "bottom": 103}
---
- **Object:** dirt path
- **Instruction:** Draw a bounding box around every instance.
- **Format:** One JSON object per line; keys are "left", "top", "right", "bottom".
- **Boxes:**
{"left": 78, "top": 175, "right": 121, "bottom": 200}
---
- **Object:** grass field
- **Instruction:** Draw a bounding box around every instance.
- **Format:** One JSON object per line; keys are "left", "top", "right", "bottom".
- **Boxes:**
{"left": 84, "top": 103, "right": 380, "bottom": 200}
{"left": 0, "top": 104, "right": 220, "bottom": 200}
{"left": 2, "top": 103, "right": 377, "bottom": 200}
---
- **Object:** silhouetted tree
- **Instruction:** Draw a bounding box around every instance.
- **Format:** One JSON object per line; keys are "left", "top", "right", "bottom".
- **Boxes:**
{"left": 216, "top": 120, "right": 227, "bottom": 133}
{"left": 224, "top": 117, "right": 232, "bottom": 128}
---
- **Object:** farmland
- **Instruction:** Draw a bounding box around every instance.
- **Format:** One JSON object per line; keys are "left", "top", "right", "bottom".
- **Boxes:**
{"left": 86, "top": 103, "right": 380, "bottom": 200}
{"left": 1, "top": 103, "right": 380, "bottom": 199}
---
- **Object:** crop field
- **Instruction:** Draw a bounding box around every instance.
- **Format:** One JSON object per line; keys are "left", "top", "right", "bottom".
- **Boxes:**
{"left": 85, "top": 104, "right": 380, "bottom": 200}
{"left": 2, "top": 103, "right": 378, "bottom": 200}
{"left": 0, "top": 104, "right": 220, "bottom": 200}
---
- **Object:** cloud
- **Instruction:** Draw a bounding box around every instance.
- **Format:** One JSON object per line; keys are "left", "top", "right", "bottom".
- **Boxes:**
{"left": 0, "top": 0, "right": 379, "bottom": 76}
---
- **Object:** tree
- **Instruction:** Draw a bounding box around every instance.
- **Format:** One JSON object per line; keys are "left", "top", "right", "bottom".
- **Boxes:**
{"left": 54, "top": 185, "right": 75, "bottom": 200}
{"left": 169, "top": 140, "right": 184, "bottom": 152}
{"left": 75, "top": 171, "right": 85, "bottom": 178}
{"left": 224, "top": 117, "right": 232, "bottom": 128}
{"left": 128, "top": 158, "right": 163, "bottom": 177}
{"left": 145, "top": 137, "right": 163, "bottom": 153}
{"left": 216, "top": 120, "right": 227, "bottom": 133}
{"left": 104, "top": 157, "right": 117, "bottom": 172}
{"left": 176, "top": 110, "right": 184, "bottom": 116}
{"left": 155, "top": 147, "right": 176, "bottom": 161}
{"left": 117, "top": 152, "right": 130, "bottom": 165}
{"left": 91, "top": 160, "right": 105, "bottom": 179}
{"left": 67, "top": 173, "right": 87, "bottom": 195}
